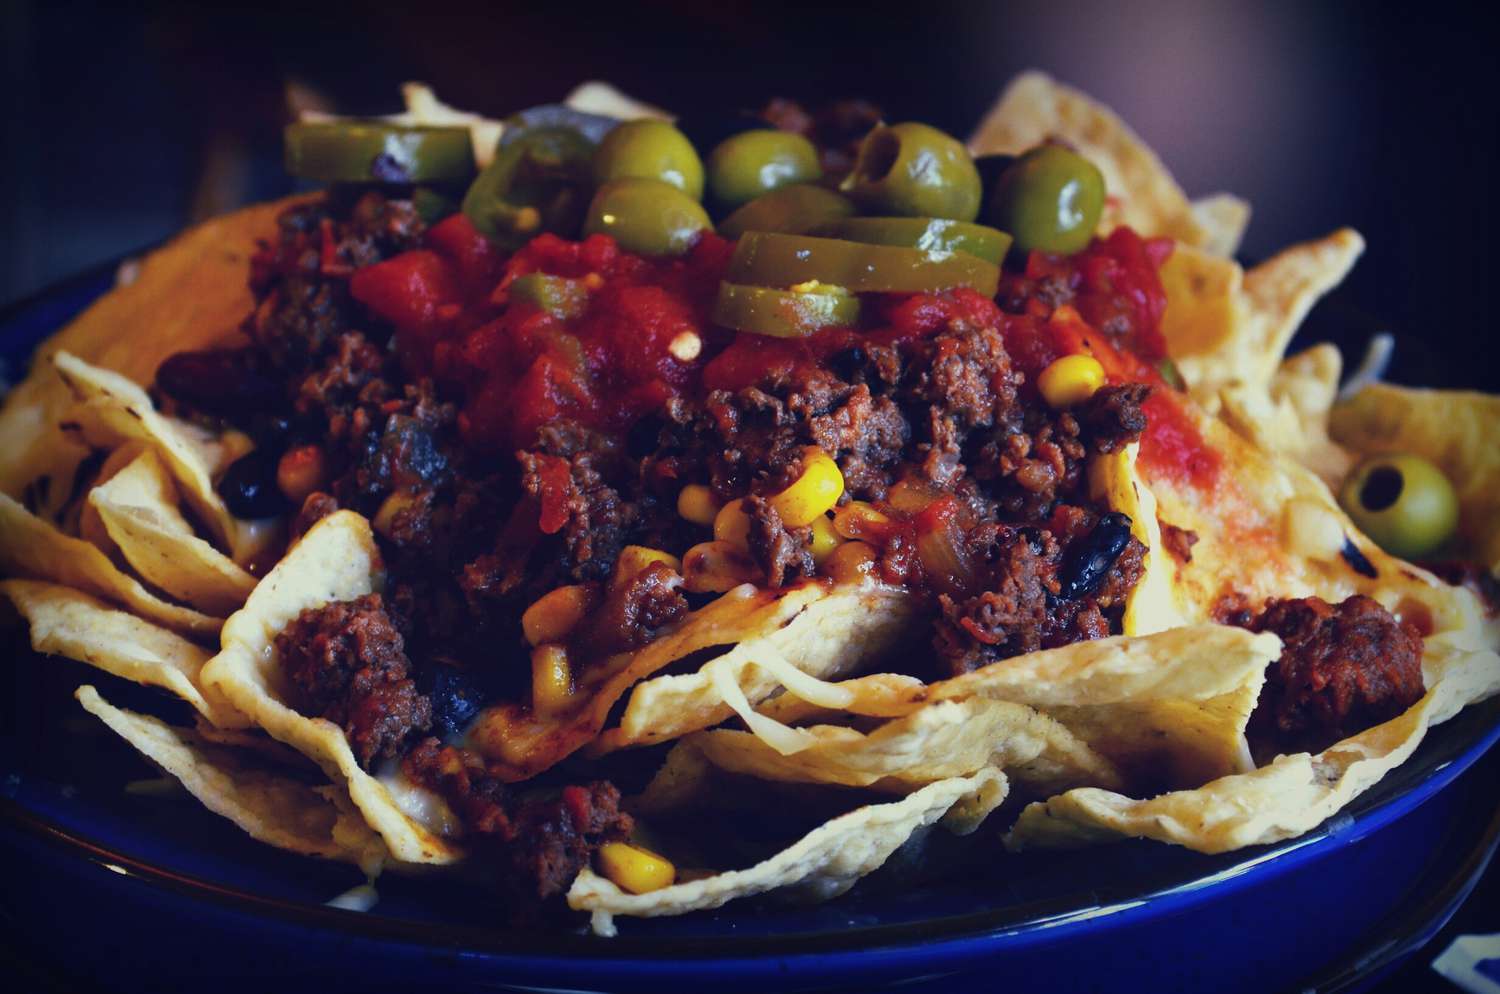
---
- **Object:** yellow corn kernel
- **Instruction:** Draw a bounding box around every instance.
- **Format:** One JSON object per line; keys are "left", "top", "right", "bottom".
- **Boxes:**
{"left": 824, "top": 540, "right": 878, "bottom": 583}
{"left": 613, "top": 545, "right": 683, "bottom": 589}
{"left": 530, "top": 644, "right": 574, "bottom": 716}
{"left": 808, "top": 514, "right": 842, "bottom": 565}
{"left": 676, "top": 484, "right": 721, "bottom": 526}
{"left": 713, "top": 498, "right": 752, "bottom": 549}
{"left": 372, "top": 490, "right": 422, "bottom": 538}
{"left": 521, "top": 584, "right": 595, "bottom": 646}
{"left": 833, "top": 500, "right": 890, "bottom": 541}
{"left": 770, "top": 447, "right": 844, "bottom": 527}
{"left": 1037, "top": 353, "right": 1106, "bottom": 409}
{"left": 682, "top": 540, "right": 761, "bottom": 593}
{"left": 597, "top": 841, "right": 676, "bottom": 894}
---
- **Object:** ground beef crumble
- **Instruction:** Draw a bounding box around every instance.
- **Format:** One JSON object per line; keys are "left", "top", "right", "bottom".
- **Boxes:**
{"left": 1245, "top": 595, "right": 1425, "bottom": 760}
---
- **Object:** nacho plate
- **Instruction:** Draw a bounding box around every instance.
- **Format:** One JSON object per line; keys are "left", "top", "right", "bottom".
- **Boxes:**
{"left": 0, "top": 70, "right": 1494, "bottom": 989}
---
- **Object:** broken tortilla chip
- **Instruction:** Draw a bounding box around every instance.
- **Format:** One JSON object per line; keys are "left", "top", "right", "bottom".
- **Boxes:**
{"left": 2, "top": 579, "right": 245, "bottom": 727}
{"left": 77, "top": 685, "right": 385, "bottom": 867}
{"left": 568, "top": 768, "right": 1005, "bottom": 936}
{"left": 200, "top": 510, "right": 463, "bottom": 865}
{"left": 1006, "top": 636, "right": 1500, "bottom": 854}
{"left": 88, "top": 450, "right": 257, "bottom": 616}
{"left": 1330, "top": 384, "right": 1500, "bottom": 576}
{"left": 0, "top": 492, "right": 220, "bottom": 637}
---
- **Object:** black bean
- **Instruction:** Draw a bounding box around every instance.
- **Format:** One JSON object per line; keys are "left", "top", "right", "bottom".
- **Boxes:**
{"left": 1058, "top": 512, "right": 1133, "bottom": 599}
{"left": 217, "top": 450, "right": 290, "bottom": 519}
{"left": 156, "top": 349, "right": 280, "bottom": 420}
{"left": 416, "top": 662, "right": 488, "bottom": 740}
{"left": 1340, "top": 538, "right": 1378, "bottom": 578}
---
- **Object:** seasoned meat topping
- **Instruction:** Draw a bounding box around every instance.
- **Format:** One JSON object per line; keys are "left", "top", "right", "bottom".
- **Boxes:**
{"left": 1245, "top": 595, "right": 1425, "bottom": 759}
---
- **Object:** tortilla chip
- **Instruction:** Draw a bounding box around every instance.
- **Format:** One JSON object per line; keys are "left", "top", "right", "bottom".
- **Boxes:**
{"left": 1006, "top": 636, "right": 1500, "bottom": 854}
{"left": 1091, "top": 444, "right": 1187, "bottom": 636}
{"left": 564, "top": 81, "right": 670, "bottom": 121}
{"left": 0, "top": 197, "right": 297, "bottom": 518}
{"left": 397, "top": 83, "right": 503, "bottom": 169}
{"left": 968, "top": 71, "right": 1216, "bottom": 251}
{"left": 200, "top": 510, "right": 462, "bottom": 865}
{"left": 51, "top": 351, "right": 264, "bottom": 564}
{"left": 88, "top": 450, "right": 257, "bottom": 615}
{"left": 1190, "top": 193, "right": 1252, "bottom": 258}
{"left": 2, "top": 580, "right": 245, "bottom": 727}
{"left": 1329, "top": 384, "right": 1500, "bottom": 575}
{"left": 1219, "top": 344, "right": 1354, "bottom": 487}
{"left": 0, "top": 492, "right": 220, "bottom": 636}
{"left": 76, "top": 686, "right": 385, "bottom": 867}
{"left": 1167, "top": 230, "right": 1363, "bottom": 404}
{"left": 74, "top": 441, "right": 147, "bottom": 555}
{"left": 568, "top": 768, "right": 1005, "bottom": 936}
{"left": 586, "top": 582, "right": 917, "bottom": 758}
{"left": 672, "top": 696, "right": 1122, "bottom": 797}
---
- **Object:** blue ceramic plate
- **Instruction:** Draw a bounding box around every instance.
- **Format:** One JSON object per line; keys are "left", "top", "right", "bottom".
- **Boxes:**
{"left": 2, "top": 262, "right": 1498, "bottom": 994}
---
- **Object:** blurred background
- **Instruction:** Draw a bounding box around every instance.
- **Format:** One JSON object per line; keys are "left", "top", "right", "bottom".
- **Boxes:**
{"left": 1, "top": 0, "right": 1496, "bottom": 388}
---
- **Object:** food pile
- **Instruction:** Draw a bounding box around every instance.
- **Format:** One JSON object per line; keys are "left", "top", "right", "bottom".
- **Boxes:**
{"left": 1, "top": 74, "right": 1497, "bottom": 936}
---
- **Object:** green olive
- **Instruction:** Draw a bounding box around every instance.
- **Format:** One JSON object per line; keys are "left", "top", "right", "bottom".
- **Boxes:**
{"left": 840, "top": 122, "right": 982, "bottom": 222}
{"left": 988, "top": 144, "right": 1106, "bottom": 255}
{"left": 583, "top": 178, "right": 712, "bottom": 256}
{"left": 717, "top": 184, "right": 855, "bottom": 239}
{"left": 1339, "top": 453, "right": 1458, "bottom": 560}
{"left": 707, "top": 129, "right": 822, "bottom": 209}
{"left": 592, "top": 120, "right": 705, "bottom": 200}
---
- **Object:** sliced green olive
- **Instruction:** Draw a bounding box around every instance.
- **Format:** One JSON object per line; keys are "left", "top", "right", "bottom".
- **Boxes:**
{"left": 462, "top": 126, "right": 595, "bottom": 247}
{"left": 840, "top": 122, "right": 982, "bottom": 222}
{"left": 988, "top": 144, "right": 1106, "bottom": 256}
{"left": 717, "top": 184, "right": 855, "bottom": 239}
{"left": 707, "top": 129, "right": 822, "bottom": 209}
{"left": 813, "top": 217, "right": 1013, "bottom": 264}
{"left": 584, "top": 178, "right": 712, "bottom": 256}
{"left": 1339, "top": 453, "right": 1458, "bottom": 560}
{"left": 713, "top": 282, "right": 860, "bottom": 338}
{"left": 592, "top": 120, "right": 705, "bottom": 200}
{"left": 727, "top": 231, "right": 1000, "bottom": 296}
{"left": 285, "top": 121, "right": 475, "bottom": 184}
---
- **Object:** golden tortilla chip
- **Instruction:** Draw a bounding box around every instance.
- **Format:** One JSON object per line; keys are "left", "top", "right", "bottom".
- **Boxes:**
{"left": 1219, "top": 344, "right": 1354, "bottom": 487}
{"left": 1091, "top": 444, "right": 1187, "bottom": 636}
{"left": 2, "top": 580, "right": 245, "bottom": 727}
{"left": 1330, "top": 384, "right": 1500, "bottom": 575}
{"left": 200, "top": 510, "right": 463, "bottom": 865}
{"left": 670, "top": 696, "right": 1122, "bottom": 797}
{"left": 968, "top": 71, "right": 1218, "bottom": 251}
{"left": 0, "top": 197, "right": 298, "bottom": 518}
{"left": 88, "top": 450, "right": 257, "bottom": 616}
{"left": 1006, "top": 636, "right": 1500, "bottom": 854}
{"left": 77, "top": 685, "right": 385, "bottom": 867}
{"left": 568, "top": 768, "right": 1005, "bottom": 936}
{"left": 1190, "top": 193, "right": 1252, "bottom": 258}
{"left": 1162, "top": 230, "right": 1363, "bottom": 405}
{"left": 564, "top": 81, "right": 670, "bottom": 121}
{"left": 0, "top": 492, "right": 220, "bottom": 636}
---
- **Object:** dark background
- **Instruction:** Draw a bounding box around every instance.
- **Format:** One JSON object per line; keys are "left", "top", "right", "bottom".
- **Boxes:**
{"left": 2, "top": 0, "right": 1498, "bottom": 389}
{"left": 1, "top": 2, "right": 1497, "bottom": 990}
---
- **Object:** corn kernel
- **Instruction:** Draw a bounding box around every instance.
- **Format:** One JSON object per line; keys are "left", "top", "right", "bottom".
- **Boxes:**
{"left": 1037, "top": 353, "right": 1106, "bottom": 409}
{"left": 597, "top": 841, "right": 676, "bottom": 894}
{"left": 770, "top": 447, "right": 844, "bottom": 527}
{"left": 676, "top": 484, "right": 721, "bottom": 526}
{"left": 824, "top": 540, "right": 878, "bottom": 584}
{"left": 531, "top": 644, "right": 574, "bottom": 716}
{"left": 833, "top": 500, "right": 890, "bottom": 541}
{"left": 372, "top": 490, "right": 422, "bottom": 538}
{"left": 714, "top": 498, "right": 752, "bottom": 549}
{"left": 521, "top": 584, "right": 595, "bottom": 646}
{"left": 613, "top": 545, "right": 682, "bottom": 589}
{"left": 276, "top": 444, "right": 329, "bottom": 505}
{"left": 682, "top": 540, "right": 761, "bottom": 593}
{"left": 809, "top": 514, "right": 842, "bottom": 565}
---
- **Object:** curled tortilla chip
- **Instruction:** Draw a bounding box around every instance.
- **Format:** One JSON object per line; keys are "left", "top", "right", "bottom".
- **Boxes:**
{"left": 0, "top": 198, "right": 295, "bottom": 519}
{"left": 1190, "top": 193, "right": 1252, "bottom": 259}
{"left": 1007, "top": 636, "right": 1500, "bottom": 854}
{"left": 569, "top": 768, "right": 1005, "bottom": 936}
{"left": 2, "top": 579, "right": 245, "bottom": 727}
{"left": 1330, "top": 384, "right": 1500, "bottom": 576}
{"left": 1219, "top": 343, "right": 1354, "bottom": 487}
{"left": 968, "top": 71, "right": 1217, "bottom": 251}
{"left": 583, "top": 582, "right": 918, "bottom": 758}
{"left": 76, "top": 686, "right": 385, "bottom": 867}
{"left": 1162, "top": 231, "right": 1364, "bottom": 406}
{"left": 51, "top": 351, "right": 264, "bottom": 564}
{"left": 673, "top": 696, "right": 1122, "bottom": 797}
{"left": 200, "top": 510, "right": 462, "bottom": 864}
{"left": 0, "top": 492, "right": 220, "bottom": 636}
{"left": 1091, "top": 444, "right": 1186, "bottom": 636}
{"left": 88, "top": 450, "right": 257, "bottom": 615}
